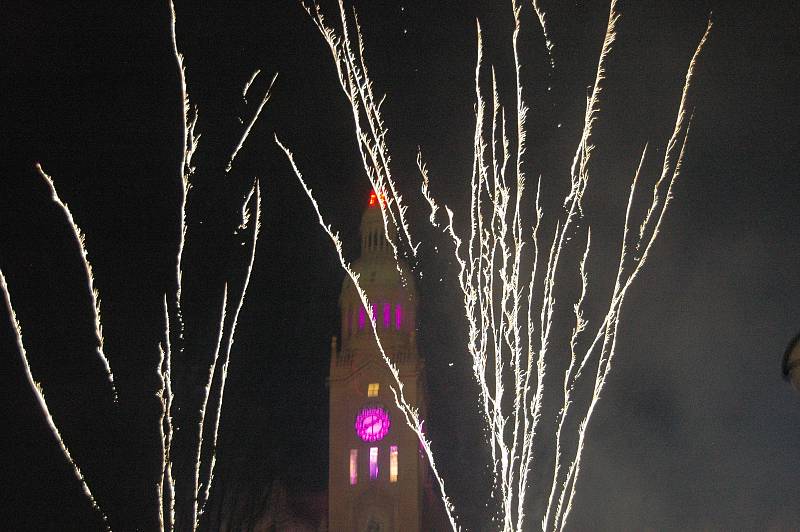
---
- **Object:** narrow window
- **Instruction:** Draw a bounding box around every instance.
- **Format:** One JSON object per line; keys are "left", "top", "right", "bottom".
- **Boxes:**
{"left": 359, "top": 306, "right": 366, "bottom": 329}
{"left": 394, "top": 303, "right": 403, "bottom": 330}
{"left": 350, "top": 449, "right": 358, "bottom": 485}
{"left": 389, "top": 445, "right": 398, "bottom": 483}
{"left": 347, "top": 307, "right": 353, "bottom": 338}
{"left": 369, "top": 447, "right": 379, "bottom": 480}
{"left": 383, "top": 302, "right": 390, "bottom": 328}
{"left": 367, "top": 383, "right": 380, "bottom": 397}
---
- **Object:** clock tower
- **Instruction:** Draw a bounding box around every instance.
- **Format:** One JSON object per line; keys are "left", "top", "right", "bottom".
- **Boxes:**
{"left": 328, "top": 192, "right": 426, "bottom": 531}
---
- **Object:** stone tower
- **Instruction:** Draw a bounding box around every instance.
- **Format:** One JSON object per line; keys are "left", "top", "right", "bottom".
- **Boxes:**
{"left": 328, "top": 192, "right": 425, "bottom": 531}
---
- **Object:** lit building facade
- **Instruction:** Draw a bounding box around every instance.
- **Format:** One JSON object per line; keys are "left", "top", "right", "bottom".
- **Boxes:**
{"left": 328, "top": 192, "right": 428, "bottom": 531}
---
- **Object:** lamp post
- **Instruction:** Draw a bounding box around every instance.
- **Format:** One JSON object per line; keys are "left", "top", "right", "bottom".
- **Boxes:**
{"left": 782, "top": 332, "right": 800, "bottom": 392}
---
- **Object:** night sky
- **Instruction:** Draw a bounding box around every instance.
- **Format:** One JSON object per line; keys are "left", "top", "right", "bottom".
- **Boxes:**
{"left": 2, "top": 1, "right": 799, "bottom": 530}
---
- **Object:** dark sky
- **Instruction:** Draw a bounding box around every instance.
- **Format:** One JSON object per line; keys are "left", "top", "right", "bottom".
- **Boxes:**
{"left": 2, "top": 1, "right": 799, "bottom": 530}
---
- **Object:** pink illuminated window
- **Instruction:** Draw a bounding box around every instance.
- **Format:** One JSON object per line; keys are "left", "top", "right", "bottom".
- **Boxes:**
{"left": 359, "top": 306, "right": 366, "bottom": 329}
{"left": 369, "top": 447, "right": 379, "bottom": 480}
{"left": 394, "top": 303, "right": 403, "bottom": 330}
{"left": 390, "top": 445, "right": 398, "bottom": 483}
{"left": 383, "top": 302, "right": 390, "bottom": 328}
{"left": 350, "top": 449, "right": 358, "bottom": 485}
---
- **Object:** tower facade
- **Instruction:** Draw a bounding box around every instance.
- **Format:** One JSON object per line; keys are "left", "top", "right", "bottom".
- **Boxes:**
{"left": 328, "top": 192, "right": 425, "bottom": 532}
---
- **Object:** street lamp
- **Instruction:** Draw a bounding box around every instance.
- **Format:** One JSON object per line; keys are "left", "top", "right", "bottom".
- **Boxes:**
{"left": 782, "top": 332, "right": 800, "bottom": 392}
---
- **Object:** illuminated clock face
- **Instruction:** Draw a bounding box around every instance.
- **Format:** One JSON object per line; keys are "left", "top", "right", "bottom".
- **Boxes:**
{"left": 355, "top": 406, "right": 390, "bottom": 442}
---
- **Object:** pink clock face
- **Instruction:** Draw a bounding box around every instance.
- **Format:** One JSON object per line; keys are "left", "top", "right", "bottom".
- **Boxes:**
{"left": 355, "top": 406, "right": 390, "bottom": 442}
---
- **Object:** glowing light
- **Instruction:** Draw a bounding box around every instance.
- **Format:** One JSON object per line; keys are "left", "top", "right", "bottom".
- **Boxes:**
{"left": 394, "top": 303, "right": 403, "bottom": 330}
{"left": 368, "top": 190, "right": 388, "bottom": 208}
{"left": 390, "top": 445, "right": 398, "bottom": 483}
{"left": 367, "top": 383, "right": 380, "bottom": 397}
{"left": 369, "top": 447, "right": 379, "bottom": 480}
{"left": 359, "top": 306, "right": 366, "bottom": 329}
{"left": 383, "top": 302, "right": 390, "bottom": 328}
{"left": 350, "top": 449, "right": 358, "bottom": 485}
{"left": 355, "top": 406, "right": 390, "bottom": 442}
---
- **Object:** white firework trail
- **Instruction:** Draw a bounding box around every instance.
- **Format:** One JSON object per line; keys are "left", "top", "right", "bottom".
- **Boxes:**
{"left": 298, "top": 1, "right": 712, "bottom": 531}
{"left": 167, "top": 3, "right": 270, "bottom": 528}
{"left": 242, "top": 68, "right": 261, "bottom": 100}
{"left": 302, "top": 0, "right": 419, "bottom": 271}
{"left": 160, "top": 295, "right": 176, "bottom": 532}
{"left": 34, "top": 163, "right": 117, "bottom": 402}
{"left": 529, "top": 0, "right": 554, "bottom": 67}
{"left": 157, "top": 341, "right": 171, "bottom": 532}
{"left": 195, "top": 182, "right": 261, "bottom": 529}
{"left": 3, "top": 3, "right": 272, "bottom": 530}
{"left": 168, "top": 0, "right": 198, "bottom": 313}
{"left": 162, "top": 1, "right": 278, "bottom": 530}
{"left": 1, "top": 269, "right": 110, "bottom": 530}
{"left": 555, "top": 29, "right": 711, "bottom": 532}
{"left": 191, "top": 284, "right": 228, "bottom": 529}
{"left": 227, "top": 73, "right": 278, "bottom": 173}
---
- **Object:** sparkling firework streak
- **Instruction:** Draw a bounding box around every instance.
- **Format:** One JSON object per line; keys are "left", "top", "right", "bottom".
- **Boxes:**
{"left": 161, "top": 296, "right": 176, "bottom": 532}
{"left": 168, "top": 0, "right": 198, "bottom": 313}
{"left": 242, "top": 69, "right": 261, "bottom": 100}
{"left": 227, "top": 74, "right": 278, "bottom": 173}
{"left": 34, "top": 163, "right": 117, "bottom": 402}
{"left": 166, "top": 2, "right": 269, "bottom": 529}
{"left": 1, "top": 270, "right": 110, "bottom": 530}
{"left": 293, "top": 1, "right": 712, "bottom": 530}
{"left": 192, "top": 284, "right": 228, "bottom": 527}
{"left": 5, "top": 2, "right": 273, "bottom": 529}
{"left": 196, "top": 183, "right": 261, "bottom": 524}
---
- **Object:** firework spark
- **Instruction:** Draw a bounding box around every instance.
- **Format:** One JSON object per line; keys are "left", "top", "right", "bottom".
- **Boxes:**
{"left": 1, "top": 270, "right": 110, "bottom": 530}
{"left": 293, "top": 1, "right": 712, "bottom": 530}
{"left": 34, "top": 163, "right": 117, "bottom": 402}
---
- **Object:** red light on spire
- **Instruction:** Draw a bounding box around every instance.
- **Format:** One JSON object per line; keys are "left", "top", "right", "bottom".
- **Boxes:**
{"left": 369, "top": 190, "right": 388, "bottom": 208}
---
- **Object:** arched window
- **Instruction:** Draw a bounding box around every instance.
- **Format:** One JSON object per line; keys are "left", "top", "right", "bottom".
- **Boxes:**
{"left": 394, "top": 303, "right": 403, "bottom": 330}
{"left": 383, "top": 302, "right": 390, "bottom": 328}
{"left": 389, "top": 445, "right": 398, "bottom": 483}
{"left": 350, "top": 449, "right": 358, "bottom": 485}
{"left": 369, "top": 447, "right": 379, "bottom": 480}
